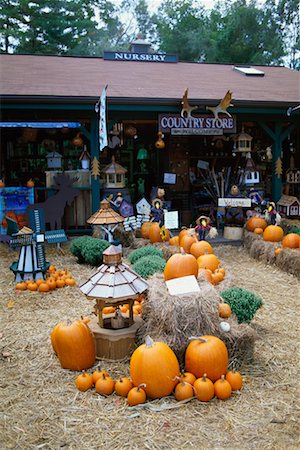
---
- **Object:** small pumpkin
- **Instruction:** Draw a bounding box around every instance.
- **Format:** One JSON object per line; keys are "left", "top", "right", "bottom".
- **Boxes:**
{"left": 193, "top": 374, "right": 215, "bottom": 402}
{"left": 16, "top": 282, "right": 27, "bottom": 290}
{"left": 180, "top": 371, "right": 196, "bottom": 385}
{"left": 26, "top": 179, "right": 35, "bottom": 188}
{"left": 92, "top": 367, "right": 109, "bottom": 385}
{"left": 164, "top": 249, "right": 198, "bottom": 281}
{"left": 246, "top": 217, "right": 267, "bottom": 232}
{"left": 65, "top": 277, "right": 76, "bottom": 286}
{"left": 56, "top": 278, "right": 66, "bottom": 288}
{"left": 140, "top": 222, "right": 153, "bottom": 239}
{"left": 38, "top": 282, "right": 50, "bottom": 292}
{"left": 115, "top": 377, "right": 133, "bottom": 397}
{"left": 211, "top": 271, "right": 223, "bottom": 285}
{"left": 95, "top": 373, "right": 115, "bottom": 396}
{"left": 214, "top": 375, "right": 232, "bottom": 400}
{"left": 46, "top": 278, "right": 57, "bottom": 290}
{"left": 197, "top": 254, "right": 220, "bottom": 273}
{"left": 282, "top": 233, "right": 300, "bottom": 249}
{"left": 130, "top": 335, "right": 180, "bottom": 399}
{"left": 275, "top": 248, "right": 281, "bottom": 256}
{"left": 198, "top": 268, "right": 213, "bottom": 283}
{"left": 35, "top": 279, "right": 45, "bottom": 286}
{"left": 190, "top": 240, "right": 213, "bottom": 259}
{"left": 75, "top": 371, "right": 93, "bottom": 392}
{"left": 225, "top": 370, "right": 243, "bottom": 391}
{"left": 174, "top": 381, "right": 194, "bottom": 401}
{"left": 169, "top": 235, "right": 179, "bottom": 246}
{"left": 254, "top": 227, "right": 263, "bottom": 235}
{"left": 263, "top": 225, "right": 284, "bottom": 242}
{"left": 27, "top": 282, "right": 38, "bottom": 291}
{"left": 127, "top": 384, "right": 147, "bottom": 406}
{"left": 0, "top": 179, "right": 5, "bottom": 187}
{"left": 180, "top": 234, "right": 198, "bottom": 254}
{"left": 218, "top": 303, "right": 231, "bottom": 319}
{"left": 185, "top": 336, "right": 228, "bottom": 382}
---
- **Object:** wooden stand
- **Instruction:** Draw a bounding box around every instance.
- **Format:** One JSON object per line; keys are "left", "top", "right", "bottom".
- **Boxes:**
{"left": 223, "top": 226, "right": 243, "bottom": 240}
{"left": 88, "top": 316, "right": 143, "bottom": 360}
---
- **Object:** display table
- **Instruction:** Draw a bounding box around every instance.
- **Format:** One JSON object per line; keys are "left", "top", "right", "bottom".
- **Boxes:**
{"left": 45, "top": 170, "right": 91, "bottom": 227}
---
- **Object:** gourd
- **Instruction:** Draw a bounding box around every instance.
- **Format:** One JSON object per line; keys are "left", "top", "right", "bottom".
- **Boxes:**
{"left": 185, "top": 336, "right": 228, "bottom": 382}
{"left": 218, "top": 303, "right": 232, "bottom": 318}
{"left": 50, "top": 320, "right": 95, "bottom": 371}
{"left": 225, "top": 370, "right": 243, "bottom": 391}
{"left": 164, "top": 250, "right": 198, "bottom": 281}
{"left": 130, "top": 336, "right": 180, "bottom": 399}
{"left": 263, "top": 225, "right": 284, "bottom": 242}
{"left": 190, "top": 240, "right": 213, "bottom": 259}
{"left": 115, "top": 378, "right": 133, "bottom": 397}
{"left": 193, "top": 374, "right": 215, "bottom": 402}
{"left": 127, "top": 385, "right": 147, "bottom": 406}
{"left": 95, "top": 373, "right": 115, "bottom": 396}
{"left": 214, "top": 375, "right": 232, "bottom": 400}
{"left": 75, "top": 371, "right": 93, "bottom": 392}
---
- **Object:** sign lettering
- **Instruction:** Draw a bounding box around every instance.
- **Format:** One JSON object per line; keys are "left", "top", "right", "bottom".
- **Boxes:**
{"left": 104, "top": 51, "right": 177, "bottom": 63}
{"left": 159, "top": 114, "right": 236, "bottom": 134}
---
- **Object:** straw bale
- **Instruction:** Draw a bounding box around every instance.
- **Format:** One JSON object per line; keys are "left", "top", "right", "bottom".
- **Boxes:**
{"left": 136, "top": 274, "right": 256, "bottom": 368}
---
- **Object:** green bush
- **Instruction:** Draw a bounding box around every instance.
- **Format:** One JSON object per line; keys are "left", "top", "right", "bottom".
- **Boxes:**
{"left": 220, "top": 287, "right": 263, "bottom": 324}
{"left": 70, "top": 236, "right": 93, "bottom": 263}
{"left": 288, "top": 227, "right": 300, "bottom": 236}
{"left": 132, "top": 255, "right": 166, "bottom": 278}
{"left": 128, "top": 245, "right": 163, "bottom": 264}
{"left": 70, "top": 236, "right": 110, "bottom": 265}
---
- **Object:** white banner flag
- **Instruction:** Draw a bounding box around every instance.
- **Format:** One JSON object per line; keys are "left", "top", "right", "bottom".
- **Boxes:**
{"left": 95, "top": 85, "right": 108, "bottom": 152}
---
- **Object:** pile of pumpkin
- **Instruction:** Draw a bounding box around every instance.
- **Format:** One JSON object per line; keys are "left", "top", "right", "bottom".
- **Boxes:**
{"left": 163, "top": 229, "right": 225, "bottom": 285}
{"left": 246, "top": 217, "right": 300, "bottom": 252}
{"left": 101, "top": 294, "right": 144, "bottom": 317}
{"left": 74, "top": 335, "right": 242, "bottom": 405}
{"left": 16, "top": 265, "right": 76, "bottom": 292}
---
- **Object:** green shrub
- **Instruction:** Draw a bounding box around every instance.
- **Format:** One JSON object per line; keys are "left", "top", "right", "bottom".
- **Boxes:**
{"left": 288, "top": 227, "right": 300, "bottom": 236}
{"left": 128, "top": 245, "right": 163, "bottom": 264}
{"left": 220, "top": 287, "right": 263, "bottom": 324}
{"left": 70, "top": 236, "right": 93, "bottom": 263}
{"left": 132, "top": 255, "right": 166, "bottom": 278}
{"left": 70, "top": 236, "right": 110, "bottom": 265}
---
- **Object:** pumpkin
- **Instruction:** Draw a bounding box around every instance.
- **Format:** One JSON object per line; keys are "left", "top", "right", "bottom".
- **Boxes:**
{"left": 38, "top": 282, "right": 50, "bottom": 292}
{"left": 263, "top": 225, "right": 284, "bottom": 242}
{"left": 102, "top": 306, "right": 116, "bottom": 314}
{"left": 149, "top": 223, "right": 170, "bottom": 243}
{"left": 180, "top": 234, "right": 198, "bottom": 254}
{"left": 190, "top": 240, "right": 213, "bottom": 259}
{"left": 218, "top": 303, "right": 231, "bottom": 319}
{"left": 214, "top": 375, "right": 232, "bottom": 400}
{"left": 75, "top": 371, "right": 93, "bottom": 392}
{"left": 16, "top": 282, "right": 27, "bottom": 290}
{"left": 65, "top": 277, "right": 76, "bottom": 286}
{"left": 169, "top": 236, "right": 179, "bottom": 246}
{"left": 56, "top": 278, "right": 65, "bottom": 288}
{"left": 130, "top": 335, "right": 180, "bottom": 399}
{"left": 211, "top": 271, "right": 223, "bottom": 285}
{"left": 246, "top": 217, "right": 267, "bottom": 232}
{"left": 185, "top": 336, "right": 228, "bottom": 382}
{"left": 92, "top": 367, "right": 109, "bottom": 385}
{"left": 35, "top": 279, "right": 45, "bottom": 286}
{"left": 180, "top": 371, "right": 196, "bottom": 385}
{"left": 140, "top": 222, "right": 153, "bottom": 239}
{"left": 115, "top": 377, "right": 133, "bottom": 397}
{"left": 164, "top": 250, "right": 198, "bottom": 281}
{"left": 178, "top": 228, "right": 188, "bottom": 243}
{"left": 27, "top": 282, "right": 38, "bottom": 291}
{"left": 198, "top": 268, "right": 213, "bottom": 283}
{"left": 174, "top": 381, "right": 194, "bottom": 401}
{"left": 95, "top": 373, "right": 115, "bottom": 396}
{"left": 0, "top": 179, "right": 5, "bottom": 187}
{"left": 26, "top": 179, "right": 35, "bottom": 188}
{"left": 46, "top": 278, "right": 57, "bottom": 290}
{"left": 282, "top": 233, "right": 300, "bottom": 249}
{"left": 50, "top": 320, "right": 95, "bottom": 371}
{"left": 193, "top": 374, "right": 215, "bottom": 402}
{"left": 225, "top": 371, "right": 243, "bottom": 391}
{"left": 127, "top": 385, "right": 147, "bottom": 406}
{"left": 275, "top": 248, "right": 281, "bottom": 256}
{"left": 254, "top": 227, "right": 263, "bottom": 235}
{"left": 197, "top": 254, "right": 220, "bottom": 273}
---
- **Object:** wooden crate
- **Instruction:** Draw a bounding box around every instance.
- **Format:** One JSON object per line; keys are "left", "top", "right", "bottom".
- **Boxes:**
{"left": 88, "top": 316, "right": 143, "bottom": 360}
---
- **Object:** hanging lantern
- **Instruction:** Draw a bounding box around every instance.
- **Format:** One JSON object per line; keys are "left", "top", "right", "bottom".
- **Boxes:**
{"left": 155, "top": 132, "right": 165, "bottom": 149}
{"left": 72, "top": 132, "right": 83, "bottom": 147}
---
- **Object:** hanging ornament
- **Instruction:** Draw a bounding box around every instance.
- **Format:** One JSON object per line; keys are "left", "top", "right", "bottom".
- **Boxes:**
{"left": 72, "top": 132, "right": 83, "bottom": 147}
{"left": 155, "top": 132, "right": 165, "bottom": 149}
{"left": 275, "top": 157, "right": 282, "bottom": 178}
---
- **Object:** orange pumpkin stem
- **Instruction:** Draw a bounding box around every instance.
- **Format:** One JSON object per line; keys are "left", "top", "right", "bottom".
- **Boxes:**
{"left": 202, "top": 373, "right": 207, "bottom": 381}
{"left": 145, "top": 335, "right": 154, "bottom": 348}
{"left": 137, "top": 383, "right": 146, "bottom": 392}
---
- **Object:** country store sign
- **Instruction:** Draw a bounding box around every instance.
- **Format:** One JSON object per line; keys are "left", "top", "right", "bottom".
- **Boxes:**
{"left": 159, "top": 114, "right": 236, "bottom": 135}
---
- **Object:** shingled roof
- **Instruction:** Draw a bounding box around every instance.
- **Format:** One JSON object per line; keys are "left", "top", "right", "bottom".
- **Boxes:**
{"left": 1, "top": 54, "right": 299, "bottom": 106}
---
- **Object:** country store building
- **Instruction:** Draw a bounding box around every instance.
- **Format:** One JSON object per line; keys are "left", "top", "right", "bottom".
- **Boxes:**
{"left": 0, "top": 44, "right": 299, "bottom": 232}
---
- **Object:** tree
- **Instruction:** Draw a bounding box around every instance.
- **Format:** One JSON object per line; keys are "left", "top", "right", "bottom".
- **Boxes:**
{"left": 276, "top": 0, "right": 300, "bottom": 69}
{"left": 0, "top": 0, "right": 22, "bottom": 52}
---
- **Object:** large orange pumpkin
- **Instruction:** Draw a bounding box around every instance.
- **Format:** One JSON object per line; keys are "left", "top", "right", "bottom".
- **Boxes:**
{"left": 282, "top": 233, "right": 300, "bottom": 249}
{"left": 180, "top": 234, "right": 197, "bottom": 254}
{"left": 246, "top": 217, "right": 267, "bottom": 232}
{"left": 141, "top": 222, "right": 153, "bottom": 239}
{"left": 149, "top": 223, "right": 169, "bottom": 243}
{"left": 164, "top": 250, "right": 198, "bottom": 281}
{"left": 263, "top": 225, "right": 284, "bottom": 242}
{"left": 185, "top": 336, "right": 228, "bottom": 382}
{"left": 190, "top": 240, "right": 213, "bottom": 259}
{"left": 50, "top": 320, "right": 95, "bottom": 371}
{"left": 197, "top": 254, "right": 220, "bottom": 272}
{"left": 130, "top": 336, "right": 180, "bottom": 399}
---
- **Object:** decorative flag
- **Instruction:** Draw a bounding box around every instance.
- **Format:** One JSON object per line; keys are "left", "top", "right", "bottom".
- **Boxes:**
{"left": 95, "top": 85, "right": 108, "bottom": 152}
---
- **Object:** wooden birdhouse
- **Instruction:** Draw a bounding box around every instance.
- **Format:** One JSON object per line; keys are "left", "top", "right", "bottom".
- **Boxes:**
{"left": 102, "top": 156, "right": 127, "bottom": 188}
{"left": 79, "top": 146, "right": 91, "bottom": 170}
{"left": 235, "top": 129, "right": 253, "bottom": 153}
{"left": 87, "top": 199, "right": 124, "bottom": 242}
{"left": 244, "top": 155, "right": 260, "bottom": 185}
{"left": 46, "top": 151, "right": 62, "bottom": 169}
{"left": 277, "top": 195, "right": 300, "bottom": 218}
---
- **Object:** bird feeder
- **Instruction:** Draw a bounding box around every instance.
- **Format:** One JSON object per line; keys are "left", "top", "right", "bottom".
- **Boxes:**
{"left": 235, "top": 128, "right": 253, "bottom": 153}
{"left": 87, "top": 199, "right": 124, "bottom": 242}
{"left": 46, "top": 151, "right": 63, "bottom": 169}
{"left": 79, "top": 146, "right": 91, "bottom": 170}
{"left": 102, "top": 156, "right": 127, "bottom": 188}
{"left": 80, "top": 245, "right": 148, "bottom": 329}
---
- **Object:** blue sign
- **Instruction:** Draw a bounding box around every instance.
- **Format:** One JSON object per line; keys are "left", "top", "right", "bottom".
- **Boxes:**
{"left": 0, "top": 187, "right": 34, "bottom": 234}
{"left": 0, "top": 122, "right": 82, "bottom": 128}
{"left": 104, "top": 51, "right": 178, "bottom": 63}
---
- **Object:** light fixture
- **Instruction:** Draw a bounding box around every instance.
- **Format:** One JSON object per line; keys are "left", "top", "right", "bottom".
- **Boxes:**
{"left": 137, "top": 146, "right": 149, "bottom": 160}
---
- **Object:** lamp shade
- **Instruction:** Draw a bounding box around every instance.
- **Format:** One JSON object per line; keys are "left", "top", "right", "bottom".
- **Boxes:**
{"left": 137, "top": 147, "right": 149, "bottom": 160}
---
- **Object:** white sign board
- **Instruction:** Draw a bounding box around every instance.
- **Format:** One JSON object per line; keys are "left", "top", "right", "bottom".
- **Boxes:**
{"left": 166, "top": 276, "right": 200, "bottom": 296}
{"left": 197, "top": 159, "right": 209, "bottom": 170}
{"left": 164, "top": 211, "right": 179, "bottom": 230}
{"left": 164, "top": 172, "right": 176, "bottom": 184}
{"left": 218, "top": 198, "right": 251, "bottom": 207}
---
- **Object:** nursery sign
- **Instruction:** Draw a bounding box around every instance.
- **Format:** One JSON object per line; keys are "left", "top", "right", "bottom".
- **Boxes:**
{"left": 159, "top": 114, "right": 236, "bottom": 135}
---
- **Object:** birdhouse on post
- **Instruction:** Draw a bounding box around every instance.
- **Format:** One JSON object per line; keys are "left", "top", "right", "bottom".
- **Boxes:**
{"left": 87, "top": 199, "right": 124, "bottom": 242}
{"left": 102, "top": 156, "right": 127, "bottom": 188}
{"left": 79, "top": 146, "right": 91, "bottom": 170}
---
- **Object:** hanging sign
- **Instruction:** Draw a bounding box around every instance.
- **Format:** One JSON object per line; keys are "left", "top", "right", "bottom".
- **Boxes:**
{"left": 218, "top": 198, "right": 251, "bottom": 207}
{"left": 164, "top": 211, "right": 179, "bottom": 230}
{"left": 95, "top": 85, "right": 108, "bottom": 152}
{"left": 159, "top": 114, "right": 236, "bottom": 135}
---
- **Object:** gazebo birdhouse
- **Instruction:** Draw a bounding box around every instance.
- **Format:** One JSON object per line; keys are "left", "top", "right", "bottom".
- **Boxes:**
{"left": 235, "top": 128, "right": 253, "bottom": 153}
{"left": 87, "top": 199, "right": 124, "bottom": 242}
{"left": 102, "top": 156, "right": 127, "bottom": 188}
{"left": 80, "top": 245, "right": 148, "bottom": 329}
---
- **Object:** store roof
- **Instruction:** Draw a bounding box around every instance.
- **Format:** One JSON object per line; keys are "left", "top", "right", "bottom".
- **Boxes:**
{"left": 1, "top": 54, "right": 299, "bottom": 106}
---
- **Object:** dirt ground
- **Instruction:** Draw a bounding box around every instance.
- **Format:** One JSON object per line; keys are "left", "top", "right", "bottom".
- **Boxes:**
{"left": 0, "top": 243, "right": 299, "bottom": 450}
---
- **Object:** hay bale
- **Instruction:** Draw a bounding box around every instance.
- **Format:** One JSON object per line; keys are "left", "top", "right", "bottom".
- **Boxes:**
{"left": 136, "top": 274, "right": 257, "bottom": 368}
{"left": 276, "top": 248, "right": 300, "bottom": 278}
{"left": 153, "top": 243, "right": 179, "bottom": 260}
